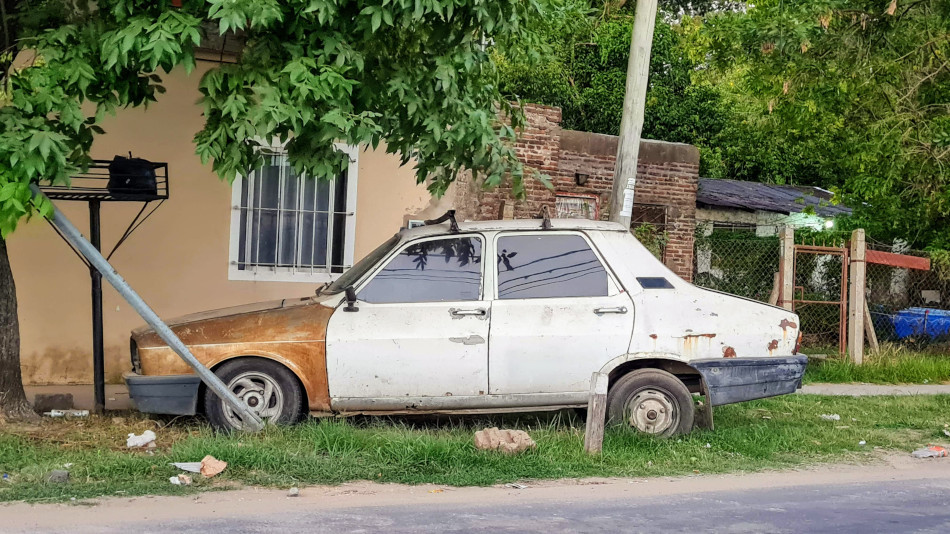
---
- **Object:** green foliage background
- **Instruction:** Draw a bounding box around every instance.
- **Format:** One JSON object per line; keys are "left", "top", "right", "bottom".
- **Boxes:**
{"left": 497, "top": 0, "right": 950, "bottom": 251}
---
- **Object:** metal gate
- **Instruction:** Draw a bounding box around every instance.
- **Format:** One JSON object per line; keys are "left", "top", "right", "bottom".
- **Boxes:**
{"left": 793, "top": 244, "right": 849, "bottom": 353}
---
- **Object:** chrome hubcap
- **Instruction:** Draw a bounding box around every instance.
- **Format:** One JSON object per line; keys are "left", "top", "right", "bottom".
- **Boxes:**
{"left": 627, "top": 388, "right": 678, "bottom": 435}
{"left": 222, "top": 371, "right": 284, "bottom": 428}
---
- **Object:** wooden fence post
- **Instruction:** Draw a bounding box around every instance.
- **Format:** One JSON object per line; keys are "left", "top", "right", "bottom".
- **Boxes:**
{"left": 779, "top": 227, "right": 795, "bottom": 311}
{"left": 584, "top": 372, "right": 609, "bottom": 455}
{"left": 848, "top": 229, "right": 867, "bottom": 364}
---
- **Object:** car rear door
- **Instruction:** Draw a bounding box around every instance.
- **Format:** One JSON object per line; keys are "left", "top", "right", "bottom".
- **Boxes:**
{"left": 488, "top": 231, "right": 634, "bottom": 394}
{"left": 326, "top": 234, "right": 490, "bottom": 399}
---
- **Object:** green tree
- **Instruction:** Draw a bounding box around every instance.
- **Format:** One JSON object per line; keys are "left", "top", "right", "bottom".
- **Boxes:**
{"left": 705, "top": 0, "right": 950, "bottom": 247}
{"left": 496, "top": 1, "right": 736, "bottom": 176}
{"left": 0, "top": 0, "right": 544, "bottom": 421}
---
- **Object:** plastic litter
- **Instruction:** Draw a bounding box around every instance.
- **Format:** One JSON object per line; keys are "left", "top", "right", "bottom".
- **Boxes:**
{"left": 288, "top": 487, "right": 299, "bottom": 497}
{"left": 820, "top": 414, "right": 841, "bottom": 421}
{"left": 505, "top": 483, "right": 529, "bottom": 489}
{"left": 912, "top": 445, "right": 949, "bottom": 458}
{"left": 942, "top": 429, "right": 950, "bottom": 437}
{"left": 170, "top": 462, "right": 202, "bottom": 473}
{"left": 859, "top": 440, "right": 866, "bottom": 446}
{"left": 44, "top": 409, "right": 89, "bottom": 418}
{"left": 126, "top": 430, "right": 157, "bottom": 448}
{"left": 168, "top": 474, "right": 192, "bottom": 486}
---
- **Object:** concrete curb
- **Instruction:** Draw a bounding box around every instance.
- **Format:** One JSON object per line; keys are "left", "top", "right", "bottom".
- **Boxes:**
{"left": 800, "top": 383, "right": 950, "bottom": 396}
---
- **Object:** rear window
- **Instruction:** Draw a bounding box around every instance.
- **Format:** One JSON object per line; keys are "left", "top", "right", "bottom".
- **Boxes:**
{"left": 496, "top": 234, "right": 608, "bottom": 299}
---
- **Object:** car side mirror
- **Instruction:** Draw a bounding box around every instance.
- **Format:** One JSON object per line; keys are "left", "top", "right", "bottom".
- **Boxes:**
{"left": 343, "top": 286, "right": 359, "bottom": 312}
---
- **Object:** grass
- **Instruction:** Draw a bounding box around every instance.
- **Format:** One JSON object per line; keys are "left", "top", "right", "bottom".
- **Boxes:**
{"left": 2, "top": 394, "right": 950, "bottom": 503}
{"left": 804, "top": 345, "right": 950, "bottom": 384}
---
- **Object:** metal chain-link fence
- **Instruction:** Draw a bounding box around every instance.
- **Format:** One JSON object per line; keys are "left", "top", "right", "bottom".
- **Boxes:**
{"left": 866, "top": 246, "right": 950, "bottom": 350}
{"left": 693, "top": 224, "right": 780, "bottom": 303}
{"left": 693, "top": 225, "right": 854, "bottom": 352}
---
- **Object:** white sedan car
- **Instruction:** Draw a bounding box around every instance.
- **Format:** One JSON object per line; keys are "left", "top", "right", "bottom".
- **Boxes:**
{"left": 126, "top": 214, "right": 806, "bottom": 435}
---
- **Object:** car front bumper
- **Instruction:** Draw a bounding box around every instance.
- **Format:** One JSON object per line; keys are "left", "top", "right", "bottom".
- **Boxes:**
{"left": 690, "top": 355, "right": 808, "bottom": 407}
{"left": 124, "top": 372, "right": 201, "bottom": 415}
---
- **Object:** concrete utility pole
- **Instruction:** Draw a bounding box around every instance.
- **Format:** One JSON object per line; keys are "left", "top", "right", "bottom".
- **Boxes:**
{"left": 609, "top": 0, "right": 659, "bottom": 227}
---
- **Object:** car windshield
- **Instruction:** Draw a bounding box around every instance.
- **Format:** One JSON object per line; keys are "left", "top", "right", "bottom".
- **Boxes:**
{"left": 323, "top": 234, "right": 401, "bottom": 295}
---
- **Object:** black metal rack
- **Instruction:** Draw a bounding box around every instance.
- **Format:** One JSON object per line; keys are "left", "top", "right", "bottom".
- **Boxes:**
{"left": 42, "top": 160, "right": 169, "bottom": 202}
{"left": 41, "top": 159, "right": 169, "bottom": 414}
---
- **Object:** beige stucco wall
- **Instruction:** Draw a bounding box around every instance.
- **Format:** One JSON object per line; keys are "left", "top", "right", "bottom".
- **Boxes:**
{"left": 8, "top": 63, "right": 441, "bottom": 385}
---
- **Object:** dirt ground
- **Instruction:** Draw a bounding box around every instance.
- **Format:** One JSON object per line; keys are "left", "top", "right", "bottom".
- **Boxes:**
{"left": 3, "top": 453, "right": 949, "bottom": 531}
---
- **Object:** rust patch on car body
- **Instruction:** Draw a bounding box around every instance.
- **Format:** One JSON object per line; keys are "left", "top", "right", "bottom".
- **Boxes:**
{"left": 132, "top": 298, "right": 334, "bottom": 411}
{"left": 681, "top": 333, "right": 717, "bottom": 356}
{"left": 649, "top": 334, "right": 658, "bottom": 339}
{"left": 722, "top": 346, "right": 736, "bottom": 358}
{"left": 779, "top": 319, "right": 798, "bottom": 331}
{"left": 767, "top": 339, "right": 779, "bottom": 355}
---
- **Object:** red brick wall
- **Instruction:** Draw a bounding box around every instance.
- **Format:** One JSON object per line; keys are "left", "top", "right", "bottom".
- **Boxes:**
{"left": 454, "top": 103, "right": 699, "bottom": 280}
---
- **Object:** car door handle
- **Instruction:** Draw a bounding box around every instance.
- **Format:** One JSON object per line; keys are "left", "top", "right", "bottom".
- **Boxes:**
{"left": 450, "top": 308, "right": 487, "bottom": 317}
{"left": 594, "top": 306, "right": 628, "bottom": 315}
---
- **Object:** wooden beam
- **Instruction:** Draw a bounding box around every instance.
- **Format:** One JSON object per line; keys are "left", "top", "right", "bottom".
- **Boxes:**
{"left": 779, "top": 227, "right": 795, "bottom": 311}
{"left": 848, "top": 229, "right": 867, "bottom": 364}
{"left": 583, "top": 372, "right": 609, "bottom": 455}
{"left": 866, "top": 250, "right": 930, "bottom": 271}
{"left": 768, "top": 271, "right": 780, "bottom": 306}
{"left": 864, "top": 298, "right": 880, "bottom": 353}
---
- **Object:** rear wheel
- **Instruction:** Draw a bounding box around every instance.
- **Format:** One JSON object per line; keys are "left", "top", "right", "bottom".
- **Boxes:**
{"left": 606, "top": 369, "right": 694, "bottom": 437}
{"left": 204, "top": 358, "right": 305, "bottom": 431}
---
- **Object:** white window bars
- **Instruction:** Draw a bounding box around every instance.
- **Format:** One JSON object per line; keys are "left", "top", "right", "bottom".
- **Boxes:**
{"left": 228, "top": 145, "right": 358, "bottom": 282}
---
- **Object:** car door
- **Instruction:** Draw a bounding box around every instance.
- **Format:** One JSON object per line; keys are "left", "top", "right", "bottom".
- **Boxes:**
{"left": 488, "top": 232, "right": 634, "bottom": 394}
{"left": 325, "top": 234, "right": 490, "bottom": 399}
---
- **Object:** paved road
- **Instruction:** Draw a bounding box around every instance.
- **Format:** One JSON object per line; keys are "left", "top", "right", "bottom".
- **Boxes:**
{"left": 8, "top": 461, "right": 950, "bottom": 534}
{"left": 144, "top": 478, "right": 950, "bottom": 534}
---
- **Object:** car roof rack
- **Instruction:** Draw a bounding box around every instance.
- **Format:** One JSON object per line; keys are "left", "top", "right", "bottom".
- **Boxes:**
{"left": 423, "top": 209, "right": 460, "bottom": 234}
{"left": 537, "top": 205, "right": 553, "bottom": 230}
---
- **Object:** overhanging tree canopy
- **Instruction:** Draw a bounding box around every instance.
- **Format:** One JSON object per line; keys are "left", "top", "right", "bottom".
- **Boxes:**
{"left": 1, "top": 0, "right": 547, "bottom": 238}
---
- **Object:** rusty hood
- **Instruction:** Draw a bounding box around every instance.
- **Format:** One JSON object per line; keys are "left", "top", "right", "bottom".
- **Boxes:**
{"left": 131, "top": 296, "right": 337, "bottom": 348}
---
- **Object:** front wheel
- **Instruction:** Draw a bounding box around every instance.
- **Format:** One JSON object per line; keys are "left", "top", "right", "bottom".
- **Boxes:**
{"left": 204, "top": 358, "right": 305, "bottom": 431}
{"left": 606, "top": 369, "right": 694, "bottom": 437}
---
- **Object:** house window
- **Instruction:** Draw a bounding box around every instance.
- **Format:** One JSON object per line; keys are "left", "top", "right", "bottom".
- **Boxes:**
{"left": 555, "top": 194, "right": 599, "bottom": 220}
{"left": 228, "top": 145, "right": 358, "bottom": 282}
{"left": 631, "top": 203, "right": 668, "bottom": 229}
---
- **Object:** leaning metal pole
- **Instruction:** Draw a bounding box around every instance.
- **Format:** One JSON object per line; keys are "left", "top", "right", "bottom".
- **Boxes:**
{"left": 31, "top": 185, "right": 264, "bottom": 432}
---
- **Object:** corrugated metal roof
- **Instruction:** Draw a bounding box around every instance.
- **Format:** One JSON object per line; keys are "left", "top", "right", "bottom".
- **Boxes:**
{"left": 697, "top": 178, "right": 851, "bottom": 217}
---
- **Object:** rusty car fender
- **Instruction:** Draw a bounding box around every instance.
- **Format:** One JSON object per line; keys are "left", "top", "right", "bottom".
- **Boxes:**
{"left": 597, "top": 351, "right": 699, "bottom": 379}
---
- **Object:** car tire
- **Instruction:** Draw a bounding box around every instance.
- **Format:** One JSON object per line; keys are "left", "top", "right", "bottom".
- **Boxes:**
{"left": 204, "top": 358, "right": 305, "bottom": 432}
{"left": 606, "top": 369, "right": 694, "bottom": 437}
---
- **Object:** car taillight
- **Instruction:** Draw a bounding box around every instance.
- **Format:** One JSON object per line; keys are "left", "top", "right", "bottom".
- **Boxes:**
{"left": 793, "top": 331, "right": 803, "bottom": 355}
{"left": 130, "top": 338, "right": 142, "bottom": 374}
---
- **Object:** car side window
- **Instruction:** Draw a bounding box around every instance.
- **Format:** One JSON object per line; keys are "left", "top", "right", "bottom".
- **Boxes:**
{"left": 358, "top": 236, "right": 483, "bottom": 303}
{"left": 496, "top": 234, "right": 608, "bottom": 299}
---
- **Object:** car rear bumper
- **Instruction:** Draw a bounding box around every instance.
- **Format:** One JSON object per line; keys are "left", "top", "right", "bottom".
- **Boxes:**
{"left": 124, "top": 372, "right": 200, "bottom": 416}
{"left": 690, "top": 355, "right": 808, "bottom": 407}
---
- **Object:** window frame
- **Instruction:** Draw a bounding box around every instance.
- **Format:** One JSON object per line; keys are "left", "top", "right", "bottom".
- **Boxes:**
{"left": 355, "top": 233, "right": 488, "bottom": 304}
{"left": 227, "top": 142, "right": 359, "bottom": 283}
{"left": 490, "top": 231, "right": 620, "bottom": 301}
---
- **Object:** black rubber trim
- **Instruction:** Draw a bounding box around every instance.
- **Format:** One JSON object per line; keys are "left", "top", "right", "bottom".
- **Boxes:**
{"left": 691, "top": 355, "right": 808, "bottom": 407}
{"left": 125, "top": 373, "right": 201, "bottom": 416}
